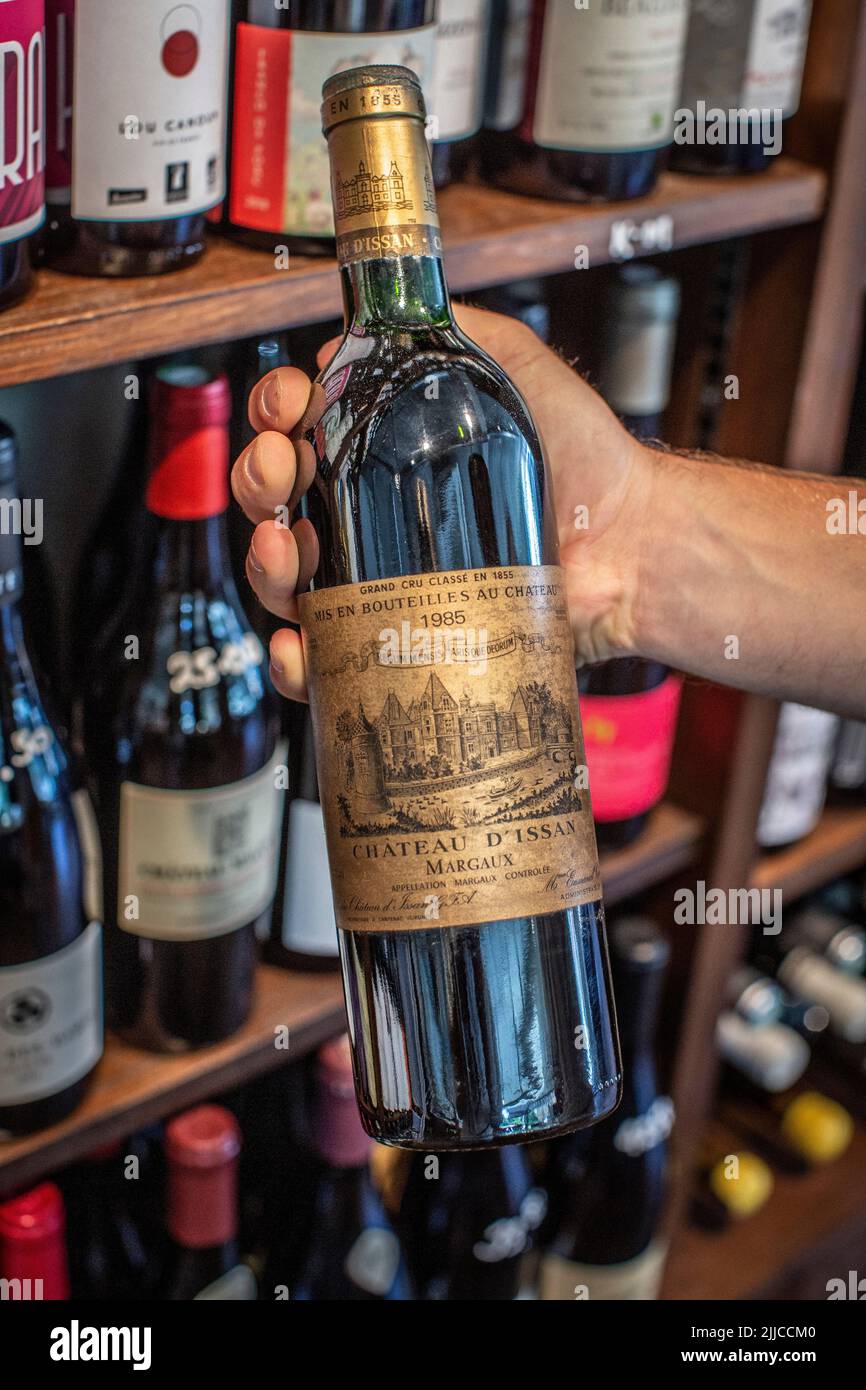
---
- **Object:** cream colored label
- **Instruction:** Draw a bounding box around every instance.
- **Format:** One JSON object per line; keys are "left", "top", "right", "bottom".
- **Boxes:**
{"left": 538, "top": 1243, "right": 667, "bottom": 1301}
{"left": 431, "top": 0, "right": 488, "bottom": 141}
{"left": 327, "top": 87, "right": 441, "bottom": 266}
{"left": 743, "top": 0, "right": 812, "bottom": 115}
{"left": 118, "top": 753, "right": 282, "bottom": 942}
{"left": 533, "top": 1, "right": 688, "bottom": 152}
{"left": 299, "top": 566, "right": 601, "bottom": 933}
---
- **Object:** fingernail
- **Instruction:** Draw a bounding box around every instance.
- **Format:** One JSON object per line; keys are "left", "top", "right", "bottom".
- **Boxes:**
{"left": 243, "top": 442, "right": 264, "bottom": 488}
{"left": 270, "top": 655, "right": 284, "bottom": 677}
{"left": 262, "top": 374, "right": 281, "bottom": 424}
{"left": 248, "top": 540, "right": 265, "bottom": 574}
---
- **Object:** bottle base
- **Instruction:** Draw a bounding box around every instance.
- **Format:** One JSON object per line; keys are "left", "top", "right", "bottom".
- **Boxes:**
{"left": 0, "top": 1069, "right": 96, "bottom": 1137}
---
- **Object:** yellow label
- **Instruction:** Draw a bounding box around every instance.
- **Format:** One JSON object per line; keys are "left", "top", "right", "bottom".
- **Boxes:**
{"left": 299, "top": 565, "right": 601, "bottom": 933}
{"left": 538, "top": 1243, "right": 668, "bottom": 1302}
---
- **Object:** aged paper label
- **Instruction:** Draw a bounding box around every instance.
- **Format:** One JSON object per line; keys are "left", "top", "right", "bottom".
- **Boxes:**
{"left": 299, "top": 565, "right": 601, "bottom": 933}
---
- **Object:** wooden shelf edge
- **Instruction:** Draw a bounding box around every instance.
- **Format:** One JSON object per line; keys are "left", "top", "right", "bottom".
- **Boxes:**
{"left": 0, "top": 161, "right": 826, "bottom": 388}
{"left": 602, "top": 803, "right": 706, "bottom": 907}
{"left": 0, "top": 966, "right": 346, "bottom": 1197}
{"left": 751, "top": 804, "right": 866, "bottom": 899}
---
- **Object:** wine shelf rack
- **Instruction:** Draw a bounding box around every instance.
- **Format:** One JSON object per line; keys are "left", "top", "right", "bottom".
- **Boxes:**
{"left": 0, "top": 803, "right": 704, "bottom": 1196}
{"left": 751, "top": 805, "right": 866, "bottom": 903}
{"left": 0, "top": 160, "right": 826, "bottom": 390}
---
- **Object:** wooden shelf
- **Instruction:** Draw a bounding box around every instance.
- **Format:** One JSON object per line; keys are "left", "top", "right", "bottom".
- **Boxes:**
{"left": 663, "top": 1108, "right": 866, "bottom": 1300}
{"left": 601, "top": 803, "right": 705, "bottom": 906}
{"left": 0, "top": 966, "right": 345, "bottom": 1197}
{"left": 751, "top": 804, "right": 866, "bottom": 900}
{"left": 0, "top": 161, "right": 826, "bottom": 388}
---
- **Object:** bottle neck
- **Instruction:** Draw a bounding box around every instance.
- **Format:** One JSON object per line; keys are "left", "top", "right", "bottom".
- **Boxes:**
{"left": 341, "top": 253, "right": 452, "bottom": 332}
{"left": 151, "top": 511, "right": 232, "bottom": 593}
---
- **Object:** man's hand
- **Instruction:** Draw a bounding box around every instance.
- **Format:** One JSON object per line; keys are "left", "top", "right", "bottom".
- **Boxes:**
{"left": 231, "top": 303, "right": 658, "bottom": 703}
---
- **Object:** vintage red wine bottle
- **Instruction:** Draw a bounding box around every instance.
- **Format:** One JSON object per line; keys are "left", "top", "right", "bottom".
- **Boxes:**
{"left": 47, "top": 0, "right": 230, "bottom": 275}
{"left": 0, "top": 423, "right": 103, "bottom": 1136}
{"left": 579, "top": 267, "right": 683, "bottom": 853}
{"left": 0, "top": 0, "right": 45, "bottom": 310}
{"left": 481, "top": 0, "right": 689, "bottom": 202}
{"left": 297, "top": 65, "right": 620, "bottom": 1149}
{"left": 227, "top": 0, "right": 436, "bottom": 255}
{"left": 84, "top": 368, "right": 281, "bottom": 1051}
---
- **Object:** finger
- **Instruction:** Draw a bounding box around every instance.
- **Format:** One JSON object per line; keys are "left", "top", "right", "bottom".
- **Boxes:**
{"left": 316, "top": 336, "right": 342, "bottom": 372}
{"left": 248, "top": 365, "right": 315, "bottom": 436}
{"left": 246, "top": 519, "right": 319, "bottom": 622}
{"left": 232, "top": 431, "right": 298, "bottom": 525}
{"left": 269, "top": 628, "right": 308, "bottom": 704}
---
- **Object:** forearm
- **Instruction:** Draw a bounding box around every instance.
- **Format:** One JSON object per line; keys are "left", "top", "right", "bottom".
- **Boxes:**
{"left": 636, "top": 449, "right": 866, "bottom": 719}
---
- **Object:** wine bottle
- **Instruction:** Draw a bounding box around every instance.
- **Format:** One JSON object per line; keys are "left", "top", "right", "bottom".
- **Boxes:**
{"left": 162, "top": 1105, "right": 257, "bottom": 1300}
{"left": 538, "top": 919, "right": 672, "bottom": 1301}
{"left": 297, "top": 64, "right": 620, "bottom": 1149}
{"left": 579, "top": 267, "right": 683, "bottom": 853}
{"left": 727, "top": 964, "right": 785, "bottom": 1027}
{"left": 756, "top": 702, "right": 840, "bottom": 850}
{"left": 0, "top": 1183, "right": 69, "bottom": 1300}
{"left": 717, "top": 1010, "right": 810, "bottom": 1094}
{"left": 268, "top": 708, "right": 340, "bottom": 972}
{"left": 480, "top": 0, "right": 689, "bottom": 203}
{"left": 429, "top": 0, "right": 489, "bottom": 189}
{"left": 755, "top": 930, "right": 866, "bottom": 1045}
{"left": 785, "top": 906, "right": 866, "bottom": 977}
{"left": 400, "top": 1149, "right": 546, "bottom": 1300}
{"left": 291, "top": 1038, "right": 414, "bottom": 1300}
{"left": 0, "top": 0, "right": 45, "bottom": 310}
{"left": 831, "top": 720, "right": 866, "bottom": 797}
{"left": 61, "top": 1137, "right": 164, "bottom": 1300}
{"left": 84, "top": 367, "right": 280, "bottom": 1051}
{"left": 0, "top": 424, "right": 102, "bottom": 1136}
{"left": 672, "top": 0, "right": 813, "bottom": 176}
{"left": 47, "top": 0, "right": 230, "bottom": 276}
{"left": 475, "top": 277, "right": 551, "bottom": 342}
{"left": 226, "top": 0, "right": 437, "bottom": 256}
{"left": 45, "top": 0, "right": 72, "bottom": 256}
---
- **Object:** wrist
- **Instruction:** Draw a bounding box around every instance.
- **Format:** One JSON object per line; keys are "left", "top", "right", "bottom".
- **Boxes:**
{"left": 631, "top": 444, "right": 687, "bottom": 663}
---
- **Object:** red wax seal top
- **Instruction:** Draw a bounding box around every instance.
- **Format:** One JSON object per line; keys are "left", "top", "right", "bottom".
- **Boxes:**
{"left": 313, "top": 1036, "right": 372, "bottom": 1169}
{"left": 146, "top": 366, "right": 232, "bottom": 521}
{"left": 0, "top": 1183, "right": 69, "bottom": 1299}
{"left": 166, "top": 1105, "right": 241, "bottom": 1249}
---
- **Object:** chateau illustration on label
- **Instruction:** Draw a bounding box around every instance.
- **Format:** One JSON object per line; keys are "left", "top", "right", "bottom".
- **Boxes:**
{"left": 334, "top": 157, "right": 438, "bottom": 222}
{"left": 332, "top": 669, "right": 583, "bottom": 838}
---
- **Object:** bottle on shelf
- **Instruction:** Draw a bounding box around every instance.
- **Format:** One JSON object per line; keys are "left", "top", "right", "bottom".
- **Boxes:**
{"left": 538, "top": 918, "right": 673, "bottom": 1300}
{"left": 578, "top": 267, "right": 684, "bottom": 853}
{"left": 267, "top": 707, "right": 341, "bottom": 973}
{"left": 785, "top": 906, "right": 866, "bottom": 976}
{"left": 756, "top": 702, "right": 839, "bottom": 851}
{"left": 727, "top": 964, "right": 786, "bottom": 1027}
{"left": 831, "top": 720, "right": 866, "bottom": 798}
{"left": 226, "top": 0, "right": 437, "bottom": 256}
{"left": 475, "top": 277, "right": 551, "bottom": 341}
{"left": 291, "top": 1038, "right": 414, "bottom": 1301}
{"left": 690, "top": 1145, "right": 774, "bottom": 1231}
{"left": 399, "top": 1148, "right": 545, "bottom": 1300}
{"left": 299, "top": 64, "right": 620, "bottom": 1148}
{"left": 84, "top": 366, "right": 280, "bottom": 1052}
{"left": 717, "top": 1009, "right": 811, "bottom": 1095}
{"left": 162, "top": 1105, "right": 257, "bottom": 1300}
{"left": 754, "top": 919, "right": 866, "bottom": 1045}
{"left": 481, "top": 0, "right": 689, "bottom": 203}
{"left": 46, "top": 0, "right": 231, "bottom": 276}
{"left": 0, "top": 0, "right": 45, "bottom": 310}
{"left": 672, "top": 0, "right": 814, "bottom": 176}
{"left": 0, "top": 1183, "right": 69, "bottom": 1300}
{"left": 60, "top": 1135, "right": 165, "bottom": 1300}
{"left": 45, "top": 0, "right": 72, "bottom": 256}
{"left": 0, "top": 423, "right": 102, "bottom": 1136}
{"left": 429, "top": 0, "right": 489, "bottom": 189}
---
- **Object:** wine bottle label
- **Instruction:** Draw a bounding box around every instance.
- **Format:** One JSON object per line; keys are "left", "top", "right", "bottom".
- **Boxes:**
{"left": 529, "top": 1, "right": 689, "bottom": 153}
{"left": 0, "top": 922, "right": 102, "bottom": 1107}
{"left": 538, "top": 1242, "right": 667, "bottom": 1301}
{"left": 431, "top": 0, "right": 488, "bottom": 143}
{"left": 832, "top": 720, "right": 866, "bottom": 791}
{"left": 282, "top": 798, "right": 339, "bottom": 958}
{"left": 70, "top": 0, "right": 230, "bottom": 222}
{"left": 117, "top": 752, "right": 282, "bottom": 942}
{"left": 46, "top": 0, "right": 74, "bottom": 204}
{"left": 194, "top": 1264, "right": 258, "bottom": 1301}
{"left": 581, "top": 675, "right": 682, "bottom": 823}
{"left": 299, "top": 565, "right": 601, "bottom": 933}
{"left": 756, "top": 703, "right": 838, "bottom": 848}
{"left": 0, "top": 0, "right": 46, "bottom": 245}
{"left": 229, "top": 23, "right": 436, "bottom": 239}
{"left": 71, "top": 788, "right": 104, "bottom": 926}
{"left": 487, "top": 0, "right": 532, "bottom": 132}
{"left": 680, "top": 0, "right": 812, "bottom": 117}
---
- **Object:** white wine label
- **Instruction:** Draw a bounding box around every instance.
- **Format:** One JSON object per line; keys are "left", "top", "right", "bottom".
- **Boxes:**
{"left": 118, "top": 753, "right": 282, "bottom": 943}
{"left": 488, "top": 0, "right": 532, "bottom": 131}
{"left": 0, "top": 922, "right": 102, "bottom": 1107}
{"left": 299, "top": 566, "right": 601, "bottom": 933}
{"left": 282, "top": 798, "right": 339, "bottom": 959}
{"left": 71, "top": 0, "right": 230, "bottom": 222}
{"left": 230, "top": 23, "right": 436, "bottom": 239}
{"left": 194, "top": 1264, "right": 258, "bottom": 1301}
{"left": 72, "top": 788, "right": 104, "bottom": 926}
{"left": 532, "top": 1, "right": 689, "bottom": 153}
{"left": 742, "top": 0, "right": 812, "bottom": 115}
{"left": 680, "top": 0, "right": 811, "bottom": 117}
{"left": 757, "top": 703, "right": 838, "bottom": 848}
{"left": 431, "top": 0, "right": 488, "bottom": 143}
{"left": 538, "top": 1242, "right": 667, "bottom": 1301}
